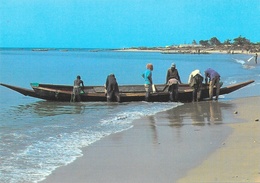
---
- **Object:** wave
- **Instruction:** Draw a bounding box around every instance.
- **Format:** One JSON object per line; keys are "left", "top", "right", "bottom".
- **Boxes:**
{"left": 232, "top": 57, "right": 256, "bottom": 69}
{"left": 0, "top": 102, "right": 179, "bottom": 183}
{"left": 233, "top": 58, "right": 245, "bottom": 65}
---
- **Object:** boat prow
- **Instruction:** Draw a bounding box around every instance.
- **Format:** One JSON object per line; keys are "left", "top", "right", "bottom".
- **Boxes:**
{"left": 0, "top": 83, "right": 37, "bottom": 97}
{"left": 219, "top": 80, "right": 254, "bottom": 95}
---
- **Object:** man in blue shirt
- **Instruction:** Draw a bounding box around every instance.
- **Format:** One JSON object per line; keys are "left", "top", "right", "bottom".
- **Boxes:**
{"left": 142, "top": 63, "right": 153, "bottom": 101}
{"left": 205, "top": 68, "right": 220, "bottom": 100}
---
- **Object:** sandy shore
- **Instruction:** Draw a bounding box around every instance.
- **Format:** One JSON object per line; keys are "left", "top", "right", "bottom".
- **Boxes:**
{"left": 115, "top": 48, "right": 260, "bottom": 55}
{"left": 41, "top": 97, "right": 260, "bottom": 183}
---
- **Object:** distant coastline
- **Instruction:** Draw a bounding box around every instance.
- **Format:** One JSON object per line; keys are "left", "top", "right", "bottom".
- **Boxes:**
{"left": 1, "top": 45, "right": 259, "bottom": 55}
{"left": 115, "top": 45, "right": 260, "bottom": 55}
{"left": 0, "top": 47, "right": 112, "bottom": 52}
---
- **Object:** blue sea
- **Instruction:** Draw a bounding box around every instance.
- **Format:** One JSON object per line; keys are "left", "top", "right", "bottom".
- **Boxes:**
{"left": 0, "top": 49, "right": 259, "bottom": 183}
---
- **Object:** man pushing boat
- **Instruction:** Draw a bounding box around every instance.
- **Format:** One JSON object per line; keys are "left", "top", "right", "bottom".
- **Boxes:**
{"left": 105, "top": 74, "right": 120, "bottom": 102}
{"left": 71, "top": 75, "right": 84, "bottom": 102}
{"left": 166, "top": 63, "right": 182, "bottom": 102}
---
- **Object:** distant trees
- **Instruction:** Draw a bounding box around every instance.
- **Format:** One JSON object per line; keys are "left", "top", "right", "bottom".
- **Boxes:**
{"left": 209, "top": 37, "right": 221, "bottom": 46}
{"left": 196, "top": 35, "right": 259, "bottom": 47}
{"left": 223, "top": 39, "right": 232, "bottom": 46}
{"left": 192, "top": 35, "right": 259, "bottom": 52}
{"left": 199, "top": 40, "right": 210, "bottom": 47}
{"left": 233, "top": 35, "right": 251, "bottom": 46}
{"left": 192, "top": 40, "right": 197, "bottom": 45}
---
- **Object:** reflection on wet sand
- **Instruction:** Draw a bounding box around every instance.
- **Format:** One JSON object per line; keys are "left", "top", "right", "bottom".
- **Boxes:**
{"left": 148, "top": 115, "right": 159, "bottom": 144}
{"left": 148, "top": 101, "right": 234, "bottom": 129}
{"left": 147, "top": 101, "right": 234, "bottom": 145}
{"left": 166, "top": 101, "right": 233, "bottom": 126}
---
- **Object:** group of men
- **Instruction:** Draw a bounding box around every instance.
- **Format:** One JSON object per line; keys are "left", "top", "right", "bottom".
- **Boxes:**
{"left": 142, "top": 63, "right": 221, "bottom": 102}
{"left": 71, "top": 63, "right": 221, "bottom": 102}
{"left": 189, "top": 68, "right": 221, "bottom": 102}
{"left": 71, "top": 74, "right": 120, "bottom": 102}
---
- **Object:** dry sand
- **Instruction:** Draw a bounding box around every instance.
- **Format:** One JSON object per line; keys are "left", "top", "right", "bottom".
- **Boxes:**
{"left": 41, "top": 97, "right": 260, "bottom": 183}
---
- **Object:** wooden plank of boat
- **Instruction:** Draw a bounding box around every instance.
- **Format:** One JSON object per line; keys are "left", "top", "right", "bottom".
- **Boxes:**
{"left": 33, "top": 83, "right": 191, "bottom": 93}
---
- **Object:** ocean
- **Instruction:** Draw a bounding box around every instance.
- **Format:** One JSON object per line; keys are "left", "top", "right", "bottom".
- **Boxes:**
{"left": 0, "top": 49, "right": 259, "bottom": 183}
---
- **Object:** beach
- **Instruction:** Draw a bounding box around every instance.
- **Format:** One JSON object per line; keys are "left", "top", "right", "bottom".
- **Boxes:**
{"left": 41, "top": 96, "right": 260, "bottom": 183}
{"left": 116, "top": 47, "right": 260, "bottom": 56}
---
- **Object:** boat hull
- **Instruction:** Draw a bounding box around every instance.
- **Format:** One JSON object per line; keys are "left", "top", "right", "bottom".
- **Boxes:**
{"left": 1, "top": 80, "right": 255, "bottom": 102}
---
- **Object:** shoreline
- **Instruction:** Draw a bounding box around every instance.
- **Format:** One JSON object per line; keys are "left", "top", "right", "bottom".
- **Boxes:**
{"left": 1, "top": 47, "right": 259, "bottom": 56}
{"left": 115, "top": 48, "right": 260, "bottom": 55}
{"left": 41, "top": 96, "right": 260, "bottom": 183}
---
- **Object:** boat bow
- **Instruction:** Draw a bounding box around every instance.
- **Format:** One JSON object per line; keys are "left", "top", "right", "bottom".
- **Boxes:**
{"left": 0, "top": 83, "right": 37, "bottom": 97}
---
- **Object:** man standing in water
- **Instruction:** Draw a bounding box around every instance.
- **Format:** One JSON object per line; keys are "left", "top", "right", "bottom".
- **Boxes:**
{"left": 188, "top": 69, "right": 204, "bottom": 102}
{"left": 105, "top": 73, "right": 120, "bottom": 102}
{"left": 71, "top": 75, "right": 84, "bottom": 102}
{"left": 166, "top": 63, "right": 181, "bottom": 102}
{"left": 255, "top": 53, "right": 258, "bottom": 64}
{"left": 142, "top": 63, "right": 153, "bottom": 102}
{"left": 204, "top": 68, "right": 220, "bottom": 101}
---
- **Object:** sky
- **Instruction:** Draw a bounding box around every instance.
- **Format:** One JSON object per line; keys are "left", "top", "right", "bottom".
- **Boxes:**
{"left": 0, "top": 0, "right": 259, "bottom": 48}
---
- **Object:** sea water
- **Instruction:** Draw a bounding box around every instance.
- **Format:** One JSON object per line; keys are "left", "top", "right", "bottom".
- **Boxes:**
{"left": 0, "top": 49, "right": 259, "bottom": 183}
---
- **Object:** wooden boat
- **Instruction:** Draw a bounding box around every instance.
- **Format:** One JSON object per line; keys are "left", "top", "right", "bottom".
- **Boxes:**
{"left": 0, "top": 80, "right": 254, "bottom": 102}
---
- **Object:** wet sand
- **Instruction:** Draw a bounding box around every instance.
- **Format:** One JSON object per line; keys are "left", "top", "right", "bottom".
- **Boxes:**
{"left": 178, "top": 96, "right": 260, "bottom": 182}
{"left": 41, "top": 97, "right": 260, "bottom": 183}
